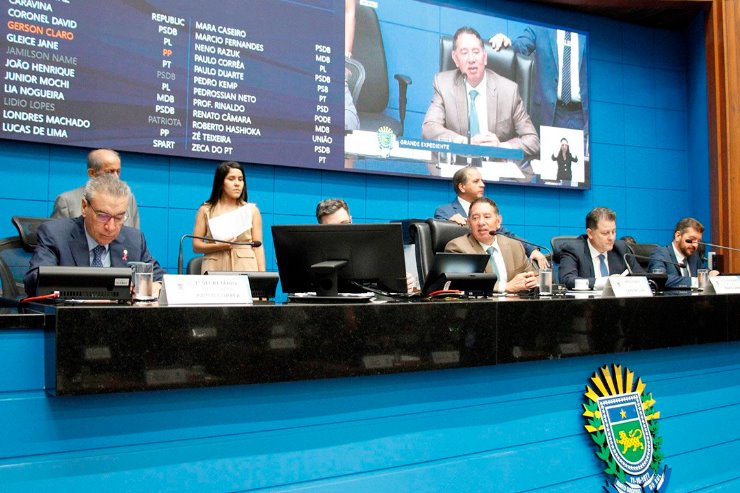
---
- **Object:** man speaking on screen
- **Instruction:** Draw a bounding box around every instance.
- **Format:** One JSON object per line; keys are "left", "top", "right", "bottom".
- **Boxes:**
{"left": 422, "top": 26, "right": 539, "bottom": 157}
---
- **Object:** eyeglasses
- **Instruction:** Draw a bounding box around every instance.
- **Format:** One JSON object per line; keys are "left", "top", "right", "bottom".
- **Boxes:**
{"left": 88, "top": 204, "right": 129, "bottom": 224}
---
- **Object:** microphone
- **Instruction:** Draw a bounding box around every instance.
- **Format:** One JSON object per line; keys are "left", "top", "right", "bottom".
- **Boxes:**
{"left": 177, "top": 234, "right": 262, "bottom": 274}
{"left": 685, "top": 239, "right": 740, "bottom": 253}
{"left": 624, "top": 253, "right": 684, "bottom": 275}
{"left": 489, "top": 232, "right": 552, "bottom": 260}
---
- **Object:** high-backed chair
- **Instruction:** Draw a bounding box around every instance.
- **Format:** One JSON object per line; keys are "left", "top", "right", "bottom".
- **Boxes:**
{"left": 12, "top": 216, "right": 50, "bottom": 252}
{"left": 550, "top": 235, "right": 580, "bottom": 265}
{"left": 353, "top": 5, "right": 412, "bottom": 136}
{"left": 187, "top": 256, "right": 203, "bottom": 275}
{"left": 409, "top": 219, "right": 468, "bottom": 287}
{"left": 0, "top": 236, "right": 31, "bottom": 299}
{"left": 439, "top": 36, "right": 534, "bottom": 114}
{"left": 630, "top": 243, "right": 659, "bottom": 270}
{"left": 345, "top": 57, "right": 366, "bottom": 105}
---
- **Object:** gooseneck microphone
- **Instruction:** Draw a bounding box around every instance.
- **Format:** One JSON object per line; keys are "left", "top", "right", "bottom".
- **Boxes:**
{"left": 623, "top": 252, "right": 684, "bottom": 275}
{"left": 177, "top": 234, "right": 262, "bottom": 274}
{"left": 685, "top": 239, "right": 740, "bottom": 253}
{"left": 489, "top": 232, "right": 552, "bottom": 261}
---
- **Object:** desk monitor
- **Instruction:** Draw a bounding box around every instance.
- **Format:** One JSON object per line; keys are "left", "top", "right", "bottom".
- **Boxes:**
{"left": 205, "top": 271, "right": 279, "bottom": 299}
{"left": 34, "top": 266, "right": 132, "bottom": 302}
{"left": 422, "top": 253, "right": 496, "bottom": 296}
{"left": 271, "top": 223, "right": 407, "bottom": 297}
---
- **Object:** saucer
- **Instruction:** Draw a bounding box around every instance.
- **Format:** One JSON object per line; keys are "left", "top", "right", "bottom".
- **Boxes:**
{"left": 570, "top": 286, "right": 591, "bottom": 292}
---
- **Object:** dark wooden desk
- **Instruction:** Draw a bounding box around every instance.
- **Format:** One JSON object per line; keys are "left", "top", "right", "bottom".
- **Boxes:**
{"left": 32, "top": 292, "right": 740, "bottom": 395}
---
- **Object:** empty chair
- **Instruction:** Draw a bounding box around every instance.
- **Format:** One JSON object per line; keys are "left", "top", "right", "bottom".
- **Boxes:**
{"left": 187, "top": 256, "right": 204, "bottom": 275}
{"left": 352, "top": 5, "right": 412, "bottom": 136}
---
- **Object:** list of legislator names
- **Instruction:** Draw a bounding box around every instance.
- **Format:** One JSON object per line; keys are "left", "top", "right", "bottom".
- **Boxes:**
{"left": 3, "top": 0, "right": 84, "bottom": 140}
{"left": 2, "top": 0, "right": 343, "bottom": 169}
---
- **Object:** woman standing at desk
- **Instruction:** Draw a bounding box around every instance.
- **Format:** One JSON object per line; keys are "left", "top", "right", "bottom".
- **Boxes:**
{"left": 192, "top": 161, "right": 265, "bottom": 273}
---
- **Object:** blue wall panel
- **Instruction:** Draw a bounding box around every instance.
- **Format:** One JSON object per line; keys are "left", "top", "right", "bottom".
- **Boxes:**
{"left": 0, "top": 338, "right": 738, "bottom": 492}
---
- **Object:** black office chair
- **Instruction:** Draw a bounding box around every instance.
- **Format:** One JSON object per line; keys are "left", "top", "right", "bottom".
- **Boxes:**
{"left": 630, "top": 243, "right": 659, "bottom": 270}
{"left": 345, "top": 56, "right": 366, "bottom": 105}
{"left": 409, "top": 219, "right": 468, "bottom": 287}
{"left": 550, "top": 235, "right": 580, "bottom": 264}
{"left": 187, "top": 256, "right": 203, "bottom": 275}
{"left": 12, "top": 216, "right": 50, "bottom": 252}
{"left": 353, "top": 5, "right": 412, "bottom": 136}
{"left": 0, "top": 236, "right": 31, "bottom": 299}
{"left": 439, "top": 35, "right": 535, "bottom": 114}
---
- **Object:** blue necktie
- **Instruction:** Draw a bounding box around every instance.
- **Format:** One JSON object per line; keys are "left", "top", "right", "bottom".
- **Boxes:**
{"left": 91, "top": 245, "right": 105, "bottom": 267}
{"left": 469, "top": 89, "right": 480, "bottom": 136}
{"left": 598, "top": 254, "right": 608, "bottom": 277}
{"left": 561, "top": 32, "right": 572, "bottom": 104}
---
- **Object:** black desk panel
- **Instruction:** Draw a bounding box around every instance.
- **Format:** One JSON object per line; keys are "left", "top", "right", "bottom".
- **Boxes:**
{"left": 38, "top": 293, "right": 739, "bottom": 395}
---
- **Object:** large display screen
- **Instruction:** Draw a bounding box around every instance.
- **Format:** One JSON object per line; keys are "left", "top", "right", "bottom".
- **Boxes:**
{"left": 1, "top": 0, "right": 590, "bottom": 189}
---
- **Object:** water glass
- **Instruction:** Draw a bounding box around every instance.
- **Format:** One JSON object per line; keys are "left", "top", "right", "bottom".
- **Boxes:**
{"left": 538, "top": 268, "right": 553, "bottom": 296}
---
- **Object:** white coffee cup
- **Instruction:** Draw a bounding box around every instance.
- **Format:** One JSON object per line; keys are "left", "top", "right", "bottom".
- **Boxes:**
{"left": 574, "top": 278, "right": 589, "bottom": 290}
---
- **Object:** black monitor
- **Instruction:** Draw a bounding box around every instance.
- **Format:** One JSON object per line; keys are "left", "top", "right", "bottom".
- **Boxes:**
{"left": 34, "top": 266, "right": 132, "bottom": 302}
{"left": 205, "top": 271, "right": 279, "bottom": 299}
{"left": 271, "top": 223, "right": 408, "bottom": 298}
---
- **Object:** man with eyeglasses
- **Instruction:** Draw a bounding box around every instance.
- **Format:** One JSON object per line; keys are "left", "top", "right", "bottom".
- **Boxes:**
{"left": 24, "top": 174, "right": 164, "bottom": 296}
{"left": 51, "top": 148, "right": 140, "bottom": 228}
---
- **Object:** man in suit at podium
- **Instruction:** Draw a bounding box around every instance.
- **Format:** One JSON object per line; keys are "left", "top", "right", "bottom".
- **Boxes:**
{"left": 444, "top": 197, "right": 537, "bottom": 293}
{"left": 422, "top": 27, "right": 539, "bottom": 157}
{"left": 52, "top": 148, "right": 140, "bottom": 229}
{"left": 648, "top": 217, "right": 718, "bottom": 289}
{"left": 558, "top": 207, "right": 643, "bottom": 290}
{"left": 25, "top": 174, "right": 164, "bottom": 296}
{"left": 435, "top": 166, "right": 549, "bottom": 268}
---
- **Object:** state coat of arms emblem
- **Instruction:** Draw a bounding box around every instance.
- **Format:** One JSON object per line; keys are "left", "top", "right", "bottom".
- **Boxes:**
{"left": 583, "top": 365, "right": 671, "bottom": 492}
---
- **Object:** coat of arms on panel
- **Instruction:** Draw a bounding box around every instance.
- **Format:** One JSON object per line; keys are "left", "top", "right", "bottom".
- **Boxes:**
{"left": 583, "top": 365, "right": 671, "bottom": 492}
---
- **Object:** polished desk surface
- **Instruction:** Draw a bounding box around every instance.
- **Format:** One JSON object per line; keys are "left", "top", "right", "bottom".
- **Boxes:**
{"left": 12, "top": 291, "right": 739, "bottom": 395}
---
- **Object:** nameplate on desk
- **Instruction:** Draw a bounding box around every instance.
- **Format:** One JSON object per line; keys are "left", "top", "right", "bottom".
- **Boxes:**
{"left": 601, "top": 276, "right": 653, "bottom": 298}
{"left": 158, "top": 274, "right": 253, "bottom": 306}
{"left": 704, "top": 275, "right": 740, "bottom": 294}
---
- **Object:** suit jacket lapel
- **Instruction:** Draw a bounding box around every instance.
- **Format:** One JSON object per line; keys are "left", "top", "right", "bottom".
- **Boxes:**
{"left": 71, "top": 218, "right": 90, "bottom": 266}
{"left": 547, "top": 31, "right": 559, "bottom": 78}
{"left": 668, "top": 248, "right": 683, "bottom": 276}
{"left": 486, "top": 70, "right": 497, "bottom": 130}
{"left": 454, "top": 198, "right": 466, "bottom": 218}
{"left": 607, "top": 249, "right": 623, "bottom": 274}
{"left": 455, "top": 72, "right": 469, "bottom": 135}
{"left": 582, "top": 239, "right": 595, "bottom": 278}
{"left": 688, "top": 254, "right": 700, "bottom": 276}
{"left": 109, "top": 234, "right": 126, "bottom": 268}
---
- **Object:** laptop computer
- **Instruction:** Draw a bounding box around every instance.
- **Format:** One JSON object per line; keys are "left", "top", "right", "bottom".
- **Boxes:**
{"left": 421, "top": 253, "right": 496, "bottom": 296}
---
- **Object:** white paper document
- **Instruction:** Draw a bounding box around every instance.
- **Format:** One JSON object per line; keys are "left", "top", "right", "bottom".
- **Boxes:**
{"left": 207, "top": 205, "right": 253, "bottom": 240}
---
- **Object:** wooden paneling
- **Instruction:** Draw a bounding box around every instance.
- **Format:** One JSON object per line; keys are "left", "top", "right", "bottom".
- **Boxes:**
{"left": 707, "top": 0, "right": 740, "bottom": 271}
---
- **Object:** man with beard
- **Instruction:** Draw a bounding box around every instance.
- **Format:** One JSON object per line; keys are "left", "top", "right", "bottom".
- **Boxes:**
{"left": 648, "top": 217, "right": 718, "bottom": 289}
